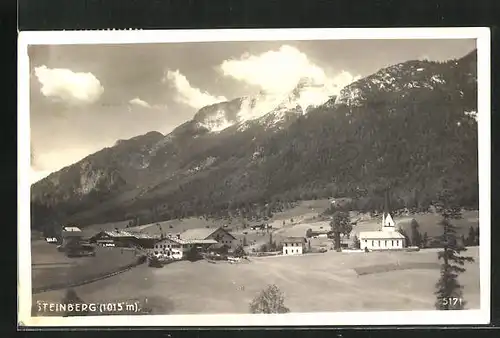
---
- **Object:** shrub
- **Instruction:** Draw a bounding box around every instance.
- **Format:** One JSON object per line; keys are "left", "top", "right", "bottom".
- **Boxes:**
{"left": 249, "top": 284, "right": 290, "bottom": 314}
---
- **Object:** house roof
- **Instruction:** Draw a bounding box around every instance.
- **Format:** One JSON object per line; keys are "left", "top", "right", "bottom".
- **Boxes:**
{"left": 283, "top": 237, "right": 306, "bottom": 244}
{"left": 103, "top": 230, "right": 135, "bottom": 238}
{"left": 130, "top": 232, "right": 159, "bottom": 240}
{"left": 158, "top": 235, "right": 218, "bottom": 246}
{"left": 179, "top": 228, "right": 218, "bottom": 240}
{"left": 63, "top": 227, "right": 81, "bottom": 232}
{"left": 359, "top": 231, "right": 405, "bottom": 239}
{"left": 92, "top": 229, "right": 159, "bottom": 240}
{"left": 179, "top": 227, "right": 235, "bottom": 241}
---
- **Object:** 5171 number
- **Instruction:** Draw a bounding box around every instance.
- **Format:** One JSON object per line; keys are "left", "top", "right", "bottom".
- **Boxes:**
{"left": 440, "top": 297, "right": 463, "bottom": 307}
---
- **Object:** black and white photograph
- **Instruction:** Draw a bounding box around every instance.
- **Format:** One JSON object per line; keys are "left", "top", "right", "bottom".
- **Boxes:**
{"left": 17, "top": 28, "right": 490, "bottom": 327}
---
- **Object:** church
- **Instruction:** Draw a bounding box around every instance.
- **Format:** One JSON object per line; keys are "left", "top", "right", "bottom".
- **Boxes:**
{"left": 358, "top": 191, "right": 406, "bottom": 251}
{"left": 359, "top": 212, "right": 406, "bottom": 251}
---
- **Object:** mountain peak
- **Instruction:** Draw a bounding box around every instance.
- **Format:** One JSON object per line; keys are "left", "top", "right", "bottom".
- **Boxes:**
{"left": 334, "top": 50, "right": 477, "bottom": 107}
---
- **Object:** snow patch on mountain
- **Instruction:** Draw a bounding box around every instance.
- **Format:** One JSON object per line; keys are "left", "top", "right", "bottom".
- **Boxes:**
{"left": 199, "top": 109, "right": 235, "bottom": 132}
{"left": 195, "top": 75, "right": 358, "bottom": 133}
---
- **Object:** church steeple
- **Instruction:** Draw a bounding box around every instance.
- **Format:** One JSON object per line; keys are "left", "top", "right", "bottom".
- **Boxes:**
{"left": 381, "top": 188, "right": 395, "bottom": 232}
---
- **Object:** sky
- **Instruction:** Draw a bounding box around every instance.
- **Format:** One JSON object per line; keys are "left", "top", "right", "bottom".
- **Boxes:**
{"left": 28, "top": 38, "right": 476, "bottom": 184}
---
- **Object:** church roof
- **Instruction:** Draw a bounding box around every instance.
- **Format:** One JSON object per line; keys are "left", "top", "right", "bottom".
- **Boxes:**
{"left": 359, "top": 231, "right": 405, "bottom": 239}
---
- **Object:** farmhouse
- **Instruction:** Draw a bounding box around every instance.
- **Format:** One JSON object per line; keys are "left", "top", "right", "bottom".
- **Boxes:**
{"left": 180, "top": 227, "right": 237, "bottom": 249}
{"left": 359, "top": 212, "right": 405, "bottom": 251}
{"left": 150, "top": 234, "right": 219, "bottom": 259}
{"left": 61, "top": 226, "right": 84, "bottom": 248}
{"left": 282, "top": 237, "right": 306, "bottom": 255}
{"left": 151, "top": 236, "right": 187, "bottom": 259}
{"left": 89, "top": 229, "right": 159, "bottom": 248}
{"left": 89, "top": 229, "right": 135, "bottom": 247}
{"left": 147, "top": 227, "right": 236, "bottom": 259}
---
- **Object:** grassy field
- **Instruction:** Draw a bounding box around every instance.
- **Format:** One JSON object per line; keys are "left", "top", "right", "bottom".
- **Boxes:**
{"left": 31, "top": 241, "right": 140, "bottom": 292}
{"left": 32, "top": 246, "right": 480, "bottom": 314}
{"left": 276, "top": 209, "right": 479, "bottom": 240}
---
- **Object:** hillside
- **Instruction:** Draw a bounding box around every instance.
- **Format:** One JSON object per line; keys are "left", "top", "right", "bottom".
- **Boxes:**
{"left": 31, "top": 50, "right": 478, "bottom": 232}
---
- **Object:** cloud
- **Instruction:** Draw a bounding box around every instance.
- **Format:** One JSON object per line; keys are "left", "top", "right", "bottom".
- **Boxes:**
{"left": 219, "top": 45, "right": 361, "bottom": 107}
{"left": 34, "top": 65, "right": 104, "bottom": 104}
{"left": 164, "top": 70, "right": 227, "bottom": 109}
{"left": 129, "top": 97, "right": 152, "bottom": 108}
{"left": 30, "top": 146, "right": 100, "bottom": 185}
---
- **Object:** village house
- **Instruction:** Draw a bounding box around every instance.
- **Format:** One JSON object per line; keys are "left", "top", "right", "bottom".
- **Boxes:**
{"left": 359, "top": 212, "right": 406, "bottom": 251}
{"left": 282, "top": 237, "right": 306, "bottom": 255}
{"left": 148, "top": 227, "right": 236, "bottom": 259}
{"left": 89, "top": 229, "right": 136, "bottom": 247}
{"left": 180, "top": 227, "right": 237, "bottom": 249}
{"left": 150, "top": 236, "right": 195, "bottom": 259}
{"left": 89, "top": 229, "right": 159, "bottom": 248}
{"left": 61, "top": 226, "right": 84, "bottom": 248}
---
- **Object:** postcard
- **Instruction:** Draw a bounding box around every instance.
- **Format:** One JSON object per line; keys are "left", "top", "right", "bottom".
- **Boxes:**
{"left": 18, "top": 27, "right": 491, "bottom": 327}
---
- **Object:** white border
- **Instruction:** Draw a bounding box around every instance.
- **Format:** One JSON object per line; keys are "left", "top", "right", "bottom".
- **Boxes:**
{"left": 18, "top": 28, "right": 491, "bottom": 327}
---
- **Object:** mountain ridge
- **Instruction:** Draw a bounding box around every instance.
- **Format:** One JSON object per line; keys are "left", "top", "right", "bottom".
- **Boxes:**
{"left": 31, "top": 49, "right": 478, "bottom": 231}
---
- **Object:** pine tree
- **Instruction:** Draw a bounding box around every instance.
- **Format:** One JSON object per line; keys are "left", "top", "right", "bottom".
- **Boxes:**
{"left": 410, "top": 219, "right": 422, "bottom": 247}
{"left": 434, "top": 190, "right": 475, "bottom": 310}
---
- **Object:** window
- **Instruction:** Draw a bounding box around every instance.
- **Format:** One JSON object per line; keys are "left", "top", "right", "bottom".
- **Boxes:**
{"left": 371, "top": 240, "right": 374, "bottom": 246}
{"left": 391, "top": 240, "right": 394, "bottom": 246}
{"left": 384, "top": 240, "right": 387, "bottom": 246}
{"left": 377, "top": 240, "right": 380, "bottom": 247}
{"left": 364, "top": 240, "right": 367, "bottom": 243}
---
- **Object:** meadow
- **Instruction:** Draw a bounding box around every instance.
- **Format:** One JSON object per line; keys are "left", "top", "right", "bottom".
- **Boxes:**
{"left": 32, "top": 247, "right": 480, "bottom": 315}
{"left": 31, "top": 240, "right": 139, "bottom": 293}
